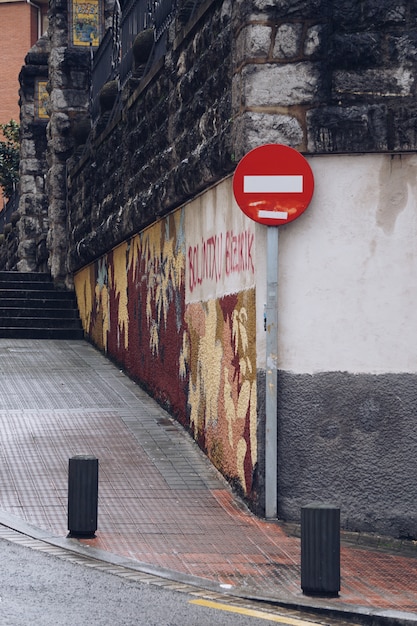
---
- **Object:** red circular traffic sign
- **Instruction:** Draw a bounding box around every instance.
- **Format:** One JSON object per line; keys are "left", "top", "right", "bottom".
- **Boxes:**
{"left": 233, "top": 144, "right": 314, "bottom": 226}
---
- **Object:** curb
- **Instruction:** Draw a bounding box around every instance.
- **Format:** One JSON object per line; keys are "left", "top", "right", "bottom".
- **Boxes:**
{"left": 0, "top": 510, "right": 416, "bottom": 626}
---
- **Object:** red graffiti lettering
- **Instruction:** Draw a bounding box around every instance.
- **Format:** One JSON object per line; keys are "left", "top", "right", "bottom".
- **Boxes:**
{"left": 188, "top": 229, "right": 254, "bottom": 292}
{"left": 225, "top": 229, "right": 255, "bottom": 276}
{"left": 188, "top": 245, "right": 203, "bottom": 293}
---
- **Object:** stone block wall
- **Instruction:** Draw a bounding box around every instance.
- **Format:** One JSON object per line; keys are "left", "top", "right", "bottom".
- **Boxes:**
{"left": 47, "top": 0, "right": 93, "bottom": 286}
{"left": 12, "top": 1, "right": 417, "bottom": 278}
{"left": 67, "top": 0, "right": 234, "bottom": 274}
{"left": 63, "top": 0, "right": 417, "bottom": 277}
{"left": 233, "top": 0, "right": 417, "bottom": 157}
{"left": 17, "top": 35, "right": 50, "bottom": 273}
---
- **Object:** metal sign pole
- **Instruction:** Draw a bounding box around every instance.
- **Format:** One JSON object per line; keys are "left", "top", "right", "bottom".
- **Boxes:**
{"left": 232, "top": 143, "right": 314, "bottom": 521}
{"left": 265, "top": 225, "right": 278, "bottom": 519}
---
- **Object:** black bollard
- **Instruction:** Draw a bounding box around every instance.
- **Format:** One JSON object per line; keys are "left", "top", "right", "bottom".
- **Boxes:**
{"left": 67, "top": 455, "right": 98, "bottom": 538}
{"left": 301, "top": 503, "right": 340, "bottom": 597}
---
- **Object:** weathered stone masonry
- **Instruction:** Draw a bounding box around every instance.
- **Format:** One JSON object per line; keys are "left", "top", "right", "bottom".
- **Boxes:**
{"left": 17, "top": 35, "right": 50, "bottom": 273}
{"left": 47, "top": 0, "right": 93, "bottom": 286}
{"left": 68, "top": 0, "right": 417, "bottom": 271}
{"left": 233, "top": 0, "right": 417, "bottom": 156}
{"left": 14, "top": 0, "right": 417, "bottom": 277}
{"left": 67, "top": 0, "right": 235, "bottom": 275}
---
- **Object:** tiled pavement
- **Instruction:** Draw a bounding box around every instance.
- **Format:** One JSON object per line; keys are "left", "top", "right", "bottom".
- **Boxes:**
{"left": 0, "top": 339, "right": 416, "bottom": 623}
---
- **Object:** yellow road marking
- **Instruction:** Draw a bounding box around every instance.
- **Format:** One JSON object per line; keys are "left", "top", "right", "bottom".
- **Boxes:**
{"left": 189, "top": 599, "right": 323, "bottom": 625}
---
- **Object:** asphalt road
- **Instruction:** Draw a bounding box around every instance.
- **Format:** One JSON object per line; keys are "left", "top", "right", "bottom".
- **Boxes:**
{"left": 0, "top": 540, "right": 301, "bottom": 626}
{"left": 0, "top": 538, "right": 325, "bottom": 626}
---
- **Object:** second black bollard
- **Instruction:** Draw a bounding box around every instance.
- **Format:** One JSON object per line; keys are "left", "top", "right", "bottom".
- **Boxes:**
{"left": 67, "top": 455, "right": 98, "bottom": 538}
{"left": 301, "top": 503, "right": 340, "bottom": 597}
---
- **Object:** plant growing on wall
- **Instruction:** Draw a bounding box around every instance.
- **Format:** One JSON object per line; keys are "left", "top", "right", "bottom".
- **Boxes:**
{"left": 0, "top": 120, "right": 20, "bottom": 198}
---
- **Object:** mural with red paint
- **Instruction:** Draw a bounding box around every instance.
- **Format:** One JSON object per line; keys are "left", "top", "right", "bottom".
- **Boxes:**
{"left": 74, "top": 179, "right": 258, "bottom": 498}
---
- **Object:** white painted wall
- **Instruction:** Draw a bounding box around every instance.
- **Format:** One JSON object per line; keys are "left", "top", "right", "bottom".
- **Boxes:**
{"left": 278, "top": 153, "right": 417, "bottom": 374}
{"left": 184, "top": 154, "right": 417, "bottom": 376}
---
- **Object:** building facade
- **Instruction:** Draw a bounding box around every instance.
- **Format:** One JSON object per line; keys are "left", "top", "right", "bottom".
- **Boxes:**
{"left": 0, "top": 0, "right": 48, "bottom": 126}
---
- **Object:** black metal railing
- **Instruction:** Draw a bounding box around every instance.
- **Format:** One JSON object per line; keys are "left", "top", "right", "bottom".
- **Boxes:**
{"left": 177, "top": 0, "right": 203, "bottom": 24}
{"left": 154, "top": 0, "right": 177, "bottom": 40}
{"left": 91, "top": 27, "right": 115, "bottom": 121}
{"left": 0, "top": 190, "right": 19, "bottom": 236}
{"left": 120, "top": 0, "right": 151, "bottom": 85}
{"left": 90, "top": 0, "right": 201, "bottom": 121}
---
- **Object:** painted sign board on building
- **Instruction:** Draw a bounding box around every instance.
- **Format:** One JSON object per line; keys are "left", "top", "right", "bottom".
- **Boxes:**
{"left": 233, "top": 144, "right": 314, "bottom": 226}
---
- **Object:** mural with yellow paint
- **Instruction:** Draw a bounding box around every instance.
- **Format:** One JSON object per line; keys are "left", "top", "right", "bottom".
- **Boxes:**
{"left": 184, "top": 291, "right": 257, "bottom": 493}
{"left": 74, "top": 181, "right": 258, "bottom": 498}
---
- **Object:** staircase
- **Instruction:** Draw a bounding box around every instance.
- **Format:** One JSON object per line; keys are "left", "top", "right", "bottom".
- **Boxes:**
{"left": 0, "top": 271, "right": 84, "bottom": 339}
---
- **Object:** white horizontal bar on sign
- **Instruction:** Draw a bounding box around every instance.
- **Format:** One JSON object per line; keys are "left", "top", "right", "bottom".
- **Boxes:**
{"left": 244, "top": 175, "right": 303, "bottom": 193}
{"left": 258, "top": 210, "right": 288, "bottom": 220}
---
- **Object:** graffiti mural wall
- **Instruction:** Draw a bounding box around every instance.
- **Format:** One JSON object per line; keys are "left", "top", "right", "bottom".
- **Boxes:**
{"left": 74, "top": 178, "right": 261, "bottom": 497}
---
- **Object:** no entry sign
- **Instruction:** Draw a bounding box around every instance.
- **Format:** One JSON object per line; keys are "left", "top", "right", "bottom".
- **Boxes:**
{"left": 233, "top": 144, "right": 314, "bottom": 226}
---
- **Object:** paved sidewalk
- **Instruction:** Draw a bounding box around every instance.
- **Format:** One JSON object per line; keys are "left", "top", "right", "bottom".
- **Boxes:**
{"left": 0, "top": 339, "right": 416, "bottom": 623}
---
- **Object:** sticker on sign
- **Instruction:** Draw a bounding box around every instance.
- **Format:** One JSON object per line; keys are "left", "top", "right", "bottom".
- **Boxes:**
{"left": 233, "top": 144, "right": 314, "bottom": 226}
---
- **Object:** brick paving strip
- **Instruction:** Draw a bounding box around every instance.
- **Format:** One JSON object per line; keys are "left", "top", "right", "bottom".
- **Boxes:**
{"left": 0, "top": 339, "right": 416, "bottom": 622}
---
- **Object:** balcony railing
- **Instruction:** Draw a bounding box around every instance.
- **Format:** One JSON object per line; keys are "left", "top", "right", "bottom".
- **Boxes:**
{"left": 154, "top": 0, "right": 177, "bottom": 40}
{"left": 120, "top": 0, "right": 151, "bottom": 85}
{"left": 91, "top": 27, "right": 115, "bottom": 121}
{"left": 90, "top": 0, "right": 201, "bottom": 122}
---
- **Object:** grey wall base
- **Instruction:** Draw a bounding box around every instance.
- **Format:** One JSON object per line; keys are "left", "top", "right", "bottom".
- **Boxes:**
{"left": 272, "top": 370, "right": 417, "bottom": 539}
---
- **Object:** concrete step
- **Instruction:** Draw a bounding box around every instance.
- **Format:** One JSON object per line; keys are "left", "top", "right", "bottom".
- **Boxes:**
{"left": 0, "top": 281, "right": 55, "bottom": 291}
{"left": 0, "top": 307, "right": 80, "bottom": 319}
{"left": 0, "top": 297, "right": 78, "bottom": 308}
{"left": 0, "top": 317, "right": 82, "bottom": 329}
{"left": 0, "top": 271, "right": 83, "bottom": 340}
{"left": 0, "top": 327, "right": 84, "bottom": 339}
{"left": 0, "top": 289, "right": 76, "bottom": 300}
{"left": 0, "top": 271, "right": 51, "bottom": 282}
